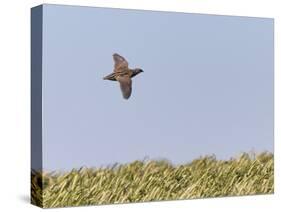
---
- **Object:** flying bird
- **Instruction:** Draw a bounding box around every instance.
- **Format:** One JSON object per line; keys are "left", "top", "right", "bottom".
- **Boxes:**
{"left": 103, "top": 53, "right": 143, "bottom": 99}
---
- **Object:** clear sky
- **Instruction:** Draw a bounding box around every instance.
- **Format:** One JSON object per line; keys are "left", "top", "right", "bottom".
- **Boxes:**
{"left": 41, "top": 4, "right": 274, "bottom": 171}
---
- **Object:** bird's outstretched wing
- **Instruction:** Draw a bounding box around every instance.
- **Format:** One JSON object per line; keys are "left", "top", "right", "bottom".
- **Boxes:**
{"left": 117, "top": 75, "right": 132, "bottom": 99}
{"left": 113, "top": 53, "right": 129, "bottom": 71}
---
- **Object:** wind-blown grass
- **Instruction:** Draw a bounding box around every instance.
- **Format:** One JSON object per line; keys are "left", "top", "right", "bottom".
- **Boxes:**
{"left": 31, "top": 152, "right": 274, "bottom": 208}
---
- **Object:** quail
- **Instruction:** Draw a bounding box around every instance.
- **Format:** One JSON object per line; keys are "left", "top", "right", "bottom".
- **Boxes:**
{"left": 103, "top": 53, "right": 143, "bottom": 99}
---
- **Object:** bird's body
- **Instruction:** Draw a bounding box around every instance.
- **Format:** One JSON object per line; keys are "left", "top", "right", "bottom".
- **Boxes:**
{"left": 103, "top": 53, "right": 143, "bottom": 99}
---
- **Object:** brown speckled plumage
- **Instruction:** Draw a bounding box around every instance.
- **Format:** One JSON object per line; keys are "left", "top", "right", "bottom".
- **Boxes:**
{"left": 103, "top": 53, "right": 143, "bottom": 99}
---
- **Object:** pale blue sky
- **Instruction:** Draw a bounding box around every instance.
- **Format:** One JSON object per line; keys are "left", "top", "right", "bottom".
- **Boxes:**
{"left": 40, "top": 4, "right": 274, "bottom": 171}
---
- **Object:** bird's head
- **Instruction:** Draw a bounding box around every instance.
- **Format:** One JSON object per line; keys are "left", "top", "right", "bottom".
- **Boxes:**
{"left": 132, "top": 68, "right": 144, "bottom": 77}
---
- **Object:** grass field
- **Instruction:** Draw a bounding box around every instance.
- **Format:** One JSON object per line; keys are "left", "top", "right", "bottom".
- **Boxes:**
{"left": 31, "top": 152, "right": 274, "bottom": 208}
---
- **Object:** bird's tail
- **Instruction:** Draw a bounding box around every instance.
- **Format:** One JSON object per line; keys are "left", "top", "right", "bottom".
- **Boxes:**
{"left": 103, "top": 72, "right": 117, "bottom": 81}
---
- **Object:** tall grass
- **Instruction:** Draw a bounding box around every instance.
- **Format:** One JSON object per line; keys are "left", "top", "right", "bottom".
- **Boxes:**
{"left": 31, "top": 152, "right": 274, "bottom": 208}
